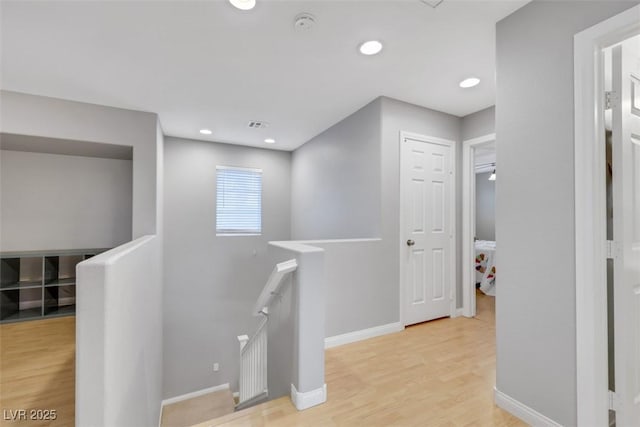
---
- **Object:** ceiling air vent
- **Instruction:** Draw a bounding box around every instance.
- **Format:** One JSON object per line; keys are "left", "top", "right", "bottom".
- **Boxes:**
{"left": 248, "top": 120, "right": 269, "bottom": 129}
{"left": 420, "top": 0, "right": 444, "bottom": 8}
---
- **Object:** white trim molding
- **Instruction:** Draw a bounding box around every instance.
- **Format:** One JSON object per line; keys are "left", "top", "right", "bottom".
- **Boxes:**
{"left": 399, "top": 131, "right": 458, "bottom": 325}
{"left": 161, "top": 383, "right": 230, "bottom": 407}
{"left": 324, "top": 322, "right": 404, "bottom": 349}
{"left": 494, "top": 388, "right": 562, "bottom": 427}
{"left": 462, "top": 133, "right": 496, "bottom": 318}
{"left": 290, "top": 383, "right": 327, "bottom": 411}
{"left": 574, "top": 5, "right": 640, "bottom": 426}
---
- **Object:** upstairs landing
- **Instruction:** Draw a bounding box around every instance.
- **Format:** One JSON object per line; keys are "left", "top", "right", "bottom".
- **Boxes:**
{"left": 189, "top": 291, "right": 523, "bottom": 426}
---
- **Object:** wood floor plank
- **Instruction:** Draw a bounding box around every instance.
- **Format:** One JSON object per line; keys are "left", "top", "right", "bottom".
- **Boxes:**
{"left": 0, "top": 317, "right": 75, "bottom": 427}
{"left": 161, "top": 389, "right": 235, "bottom": 427}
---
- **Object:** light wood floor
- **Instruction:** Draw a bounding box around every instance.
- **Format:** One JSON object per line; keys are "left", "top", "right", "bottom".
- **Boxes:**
{"left": 0, "top": 292, "right": 516, "bottom": 427}
{"left": 0, "top": 316, "right": 75, "bottom": 427}
{"left": 194, "top": 291, "right": 524, "bottom": 427}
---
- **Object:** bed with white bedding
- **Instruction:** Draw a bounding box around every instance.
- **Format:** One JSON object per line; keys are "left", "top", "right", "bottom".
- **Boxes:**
{"left": 475, "top": 240, "right": 496, "bottom": 296}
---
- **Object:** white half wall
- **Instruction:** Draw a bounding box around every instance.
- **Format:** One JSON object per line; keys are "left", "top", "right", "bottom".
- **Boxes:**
{"left": 294, "top": 238, "right": 394, "bottom": 337}
{"left": 76, "top": 236, "right": 163, "bottom": 427}
{"left": 269, "top": 241, "right": 325, "bottom": 408}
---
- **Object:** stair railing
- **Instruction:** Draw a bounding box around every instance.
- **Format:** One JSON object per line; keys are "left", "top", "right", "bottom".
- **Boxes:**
{"left": 237, "top": 316, "right": 268, "bottom": 408}
{"left": 236, "top": 259, "right": 297, "bottom": 410}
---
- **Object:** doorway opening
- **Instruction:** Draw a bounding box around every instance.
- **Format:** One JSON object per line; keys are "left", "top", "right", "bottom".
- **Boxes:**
{"left": 462, "top": 133, "right": 496, "bottom": 318}
{"left": 602, "top": 34, "right": 640, "bottom": 427}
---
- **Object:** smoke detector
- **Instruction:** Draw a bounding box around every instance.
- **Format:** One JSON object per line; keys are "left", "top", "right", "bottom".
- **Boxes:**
{"left": 294, "top": 13, "right": 316, "bottom": 32}
{"left": 248, "top": 120, "right": 269, "bottom": 129}
{"left": 420, "top": 0, "right": 444, "bottom": 8}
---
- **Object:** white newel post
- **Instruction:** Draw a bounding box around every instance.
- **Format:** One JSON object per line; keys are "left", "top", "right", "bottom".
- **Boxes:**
{"left": 291, "top": 249, "right": 327, "bottom": 410}
{"left": 238, "top": 335, "right": 249, "bottom": 351}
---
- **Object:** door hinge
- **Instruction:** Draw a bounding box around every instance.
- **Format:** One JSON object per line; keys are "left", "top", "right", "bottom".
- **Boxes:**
{"left": 605, "top": 91, "right": 618, "bottom": 110}
{"left": 606, "top": 240, "right": 620, "bottom": 259}
{"left": 609, "top": 390, "right": 619, "bottom": 411}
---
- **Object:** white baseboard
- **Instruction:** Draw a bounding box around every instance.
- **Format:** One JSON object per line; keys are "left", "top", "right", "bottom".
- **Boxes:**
{"left": 290, "top": 383, "right": 327, "bottom": 411}
{"left": 162, "top": 383, "right": 230, "bottom": 407}
{"left": 453, "top": 308, "right": 464, "bottom": 318}
{"left": 494, "top": 387, "right": 562, "bottom": 427}
{"left": 324, "top": 322, "right": 404, "bottom": 349}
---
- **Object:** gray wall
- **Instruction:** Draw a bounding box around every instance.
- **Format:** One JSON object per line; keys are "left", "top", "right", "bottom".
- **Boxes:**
{"left": 291, "top": 96, "right": 461, "bottom": 333}
{"left": 475, "top": 171, "right": 495, "bottom": 241}
{"left": 163, "top": 136, "right": 291, "bottom": 398}
{"left": 495, "top": 1, "right": 639, "bottom": 425}
{"left": 380, "top": 97, "right": 462, "bottom": 309}
{"left": 463, "top": 105, "right": 496, "bottom": 242}
{"left": 462, "top": 106, "right": 495, "bottom": 141}
{"left": 0, "top": 91, "right": 161, "bottom": 239}
{"left": 291, "top": 98, "right": 382, "bottom": 240}
{"left": 0, "top": 150, "right": 132, "bottom": 251}
{"left": 304, "top": 239, "right": 392, "bottom": 337}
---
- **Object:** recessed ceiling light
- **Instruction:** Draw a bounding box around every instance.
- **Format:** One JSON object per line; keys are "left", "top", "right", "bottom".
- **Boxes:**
{"left": 459, "top": 77, "right": 480, "bottom": 88}
{"left": 359, "top": 40, "right": 383, "bottom": 56}
{"left": 199, "top": 129, "right": 212, "bottom": 135}
{"left": 264, "top": 138, "right": 276, "bottom": 144}
{"left": 229, "top": 0, "right": 255, "bottom": 11}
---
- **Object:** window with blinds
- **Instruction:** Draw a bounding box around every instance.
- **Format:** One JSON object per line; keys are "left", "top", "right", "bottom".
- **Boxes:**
{"left": 216, "top": 166, "right": 262, "bottom": 235}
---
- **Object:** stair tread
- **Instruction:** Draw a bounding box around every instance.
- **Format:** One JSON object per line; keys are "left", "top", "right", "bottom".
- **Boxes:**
{"left": 161, "top": 389, "right": 235, "bottom": 427}
{"left": 190, "top": 396, "right": 292, "bottom": 427}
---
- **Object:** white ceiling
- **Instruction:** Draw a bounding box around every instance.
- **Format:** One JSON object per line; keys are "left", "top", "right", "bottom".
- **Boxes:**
{"left": 1, "top": 0, "right": 529, "bottom": 151}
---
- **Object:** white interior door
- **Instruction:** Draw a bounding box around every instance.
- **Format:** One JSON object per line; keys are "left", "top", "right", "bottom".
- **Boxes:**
{"left": 401, "top": 134, "right": 454, "bottom": 326}
{"left": 612, "top": 40, "right": 640, "bottom": 426}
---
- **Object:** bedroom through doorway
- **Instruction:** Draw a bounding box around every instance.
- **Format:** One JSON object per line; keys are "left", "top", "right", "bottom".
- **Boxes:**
{"left": 462, "top": 134, "right": 496, "bottom": 318}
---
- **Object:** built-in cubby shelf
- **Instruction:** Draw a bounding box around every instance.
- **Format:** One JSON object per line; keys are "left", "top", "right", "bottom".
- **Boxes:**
{"left": 0, "top": 249, "right": 108, "bottom": 323}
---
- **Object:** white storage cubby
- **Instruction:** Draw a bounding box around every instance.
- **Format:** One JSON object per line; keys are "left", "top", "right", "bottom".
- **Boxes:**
{"left": 0, "top": 249, "right": 108, "bottom": 323}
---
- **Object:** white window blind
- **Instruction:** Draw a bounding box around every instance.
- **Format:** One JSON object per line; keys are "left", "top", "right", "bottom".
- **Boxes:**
{"left": 216, "top": 166, "right": 262, "bottom": 235}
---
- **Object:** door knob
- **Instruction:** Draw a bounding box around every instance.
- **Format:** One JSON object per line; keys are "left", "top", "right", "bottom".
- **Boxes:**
{"left": 407, "top": 239, "right": 415, "bottom": 246}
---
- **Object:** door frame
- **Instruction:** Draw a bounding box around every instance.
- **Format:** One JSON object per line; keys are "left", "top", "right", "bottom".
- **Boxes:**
{"left": 574, "top": 5, "right": 640, "bottom": 426}
{"left": 461, "top": 133, "right": 496, "bottom": 318}
{"left": 399, "top": 131, "right": 457, "bottom": 326}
